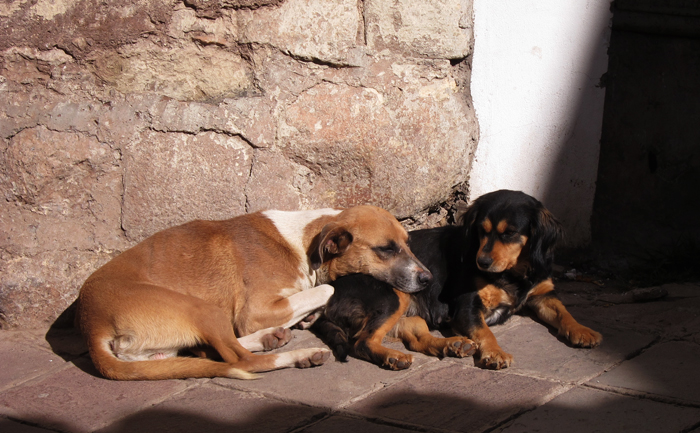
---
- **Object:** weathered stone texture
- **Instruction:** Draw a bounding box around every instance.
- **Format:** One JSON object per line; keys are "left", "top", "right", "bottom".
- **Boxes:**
{"left": 279, "top": 77, "right": 474, "bottom": 218}
{"left": 238, "top": 0, "right": 363, "bottom": 65}
{"left": 1, "top": 0, "right": 478, "bottom": 329}
{"left": 122, "top": 130, "right": 252, "bottom": 241}
{"left": 91, "top": 41, "right": 255, "bottom": 102}
{"left": 365, "top": 0, "right": 473, "bottom": 59}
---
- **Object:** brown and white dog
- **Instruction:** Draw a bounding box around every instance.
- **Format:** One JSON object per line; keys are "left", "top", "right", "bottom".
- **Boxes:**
{"left": 76, "top": 206, "right": 432, "bottom": 380}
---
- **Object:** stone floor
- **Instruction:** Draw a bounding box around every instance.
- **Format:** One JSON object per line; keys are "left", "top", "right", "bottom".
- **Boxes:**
{"left": 1, "top": 280, "right": 699, "bottom": 433}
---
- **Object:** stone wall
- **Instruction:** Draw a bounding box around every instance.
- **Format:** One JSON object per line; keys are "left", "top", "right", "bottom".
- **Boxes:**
{"left": 0, "top": 0, "right": 478, "bottom": 329}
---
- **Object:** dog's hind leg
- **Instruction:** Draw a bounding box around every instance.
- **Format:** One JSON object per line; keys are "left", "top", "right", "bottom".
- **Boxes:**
{"left": 392, "top": 316, "right": 476, "bottom": 358}
{"left": 83, "top": 284, "right": 330, "bottom": 379}
{"left": 353, "top": 289, "right": 414, "bottom": 370}
{"left": 182, "top": 301, "right": 328, "bottom": 371}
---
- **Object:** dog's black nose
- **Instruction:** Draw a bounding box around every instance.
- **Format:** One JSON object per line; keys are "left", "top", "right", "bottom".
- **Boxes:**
{"left": 477, "top": 256, "right": 493, "bottom": 269}
{"left": 418, "top": 270, "right": 433, "bottom": 286}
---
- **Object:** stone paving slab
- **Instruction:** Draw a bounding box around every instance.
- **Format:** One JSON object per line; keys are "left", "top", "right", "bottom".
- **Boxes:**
{"left": 0, "top": 333, "right": 67, "bottom": 391}
{"left": 96, "top": 382, "right": 326, "bottom": 433}
{"left": 588, "top": 340, "right": 700, "bottom": 404}
{"left": 297, "top": 415, "right": 418, "bottom": 433}
{"left": 487, "top": 312, "right": 655, "bottom": 383}
{"left": 347, "top": 362, "right": 567, "bottom": 433}
{"left": 214, "top": 330, "right": 442, "bottom": 408}
{"left": 43, "top": 327, "right": 89, "bottom": 359}
{"left": 0, "top": 419, "right": 55, "bottom": 433}
{"left": 0, "top": 358, "right": 190, "bottom": 433}
{"left": 567, "top": 283, "right": 700, "bottom": 339}
{"left": 496, "top": 386, "right": 700, "bottom": 433}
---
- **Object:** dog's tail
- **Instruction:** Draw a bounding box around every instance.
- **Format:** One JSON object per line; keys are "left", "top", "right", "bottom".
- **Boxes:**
{"left": 87, "top": 335, "right": 259, "bottom": 381}
{"left": 312, "top": 315, "right": 351, "bottom": 362}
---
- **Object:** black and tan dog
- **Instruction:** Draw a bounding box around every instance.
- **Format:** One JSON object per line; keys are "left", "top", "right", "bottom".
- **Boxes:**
{"left": 76, "top": 206, "right": 432, "bottom": 380}
{"left": 314, "top": 190, "right": 602, "bottom": 370}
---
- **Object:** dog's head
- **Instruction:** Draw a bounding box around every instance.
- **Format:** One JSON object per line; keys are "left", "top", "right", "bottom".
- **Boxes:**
{"left": 310, "top": 206, "right": 432, "bottom": 293}
{"left": 462, "top": 190, "right": 563, "bottom": 278}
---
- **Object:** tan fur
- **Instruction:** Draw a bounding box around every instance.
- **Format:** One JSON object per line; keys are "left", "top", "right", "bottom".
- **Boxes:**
{"left": 478, "top": 235, "right": 528, "bottom": 272}
{"left": 496, "top": 219, "right": 509, "bottom": 234}
{"left": 470, "top": 313, "right": 513, "bottom": 370}
{"left": 526, "top": 279, "right": 603, "bottom": 348}
{"left": 354, "top": 290, "right": 414, "bottom": 370}
{"left": 477, "top": 282, "right": 514, "bottom": 309}
{"left": 392, "top": 316, "right": 476, "bottom": 359}
{"left": 76, "top": 206, "right": 422, "bottom": 380}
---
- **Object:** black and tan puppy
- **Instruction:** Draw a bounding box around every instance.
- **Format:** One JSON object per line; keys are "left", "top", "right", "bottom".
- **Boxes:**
{"left": 314, "top": 190, "right": 602, "bottom": 370}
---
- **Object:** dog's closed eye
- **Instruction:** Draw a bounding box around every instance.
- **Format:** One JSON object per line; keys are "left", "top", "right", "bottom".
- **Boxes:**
{"left": 373, "top": 242, "right": 400, "bottom": 259}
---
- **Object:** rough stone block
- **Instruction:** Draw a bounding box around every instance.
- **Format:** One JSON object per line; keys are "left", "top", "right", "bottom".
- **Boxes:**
{"left": 0, "top": 124, "right": 127, "bottom": 328}
{"left": 245, "top": 150, "right": 312, "bottom": 212}
{"left": 91, "top": 41, "right": 254, "bottom": 102}
{"left": 0, "top": 250, "right": 114, "bottom": 329}
{"left": 122, "top": 130, "right": 252, "bottom": 241}
{"left": 280, "top": 80, "right": 474, "bottom": 218}
{"left": 239, "top": 0, "right": 362, "bottom": 65}
{"left": 1, "top": 126, "right": 125, "bottom": 254}
{"left": 365, "top": 0, "right": 473, "bottom": 59}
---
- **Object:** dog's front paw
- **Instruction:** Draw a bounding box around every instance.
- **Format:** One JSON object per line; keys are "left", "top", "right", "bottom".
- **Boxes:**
{"left": 444, "top": 337, "right": 477, "bottom": 358}
{"left": 564, "top": 325, "right": 602, "bottom": 348}
{"left": 477, "top": 348, "right": 513, "bottom": 370}
{"left": 383, "top": 351, "right": 413, "bottom": 370}
{"left": 261, "top": 327, "right": 293, "bottom": 351}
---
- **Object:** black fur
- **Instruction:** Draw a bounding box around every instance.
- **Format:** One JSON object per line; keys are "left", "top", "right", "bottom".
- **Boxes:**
{"left": 314, "top": 190, "right": 566, "bottom": 365}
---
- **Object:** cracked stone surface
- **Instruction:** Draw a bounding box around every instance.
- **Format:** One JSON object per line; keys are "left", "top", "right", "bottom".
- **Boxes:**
{"left": 0, "top": 0, "right": 478, "bottom": 329}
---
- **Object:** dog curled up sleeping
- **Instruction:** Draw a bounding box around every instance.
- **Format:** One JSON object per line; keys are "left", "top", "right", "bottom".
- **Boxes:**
{"left": 75, "top": 206, "right": 433, "bottom": 380}
{"left": 314, "top": 190, "right": 602, "bottom": 370}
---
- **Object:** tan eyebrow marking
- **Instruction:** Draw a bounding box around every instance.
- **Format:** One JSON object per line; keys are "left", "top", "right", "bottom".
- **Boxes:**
{"left": 482, "top": 218, "right": 492, "bottom": 233}
{"left": 497, "top": 220, "right": 509, "bottom": 234}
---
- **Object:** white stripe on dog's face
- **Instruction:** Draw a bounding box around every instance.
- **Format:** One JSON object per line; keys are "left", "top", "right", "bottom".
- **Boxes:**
{"left": 262, "top": 209, "right": 342, "bottom": 281}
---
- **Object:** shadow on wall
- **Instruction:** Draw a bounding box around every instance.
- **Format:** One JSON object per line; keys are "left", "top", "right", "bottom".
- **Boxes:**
{"left": 589, "top": 1, "right": 700, "bottom": 284}
{"left": 539, "top": 2, "right": 611, "bottom": 247}
{"left": 469, "top": 0, "right": 612, "bottom": 247}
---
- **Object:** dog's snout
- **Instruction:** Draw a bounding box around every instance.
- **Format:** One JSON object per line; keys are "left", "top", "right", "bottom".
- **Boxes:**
{"left": 477, "top": 255, "right": 493, "bottom": 270}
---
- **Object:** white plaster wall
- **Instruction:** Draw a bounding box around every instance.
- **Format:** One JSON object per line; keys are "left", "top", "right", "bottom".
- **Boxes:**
{"left": 469, "top": 0, "right": 612, "bottom": 246}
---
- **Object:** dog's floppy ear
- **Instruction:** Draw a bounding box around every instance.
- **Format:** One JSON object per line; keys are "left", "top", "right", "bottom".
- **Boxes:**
{"left": 458, "top": 199, "right": 481, "bottom": 248}
{"left": 309, "top": 223, "right": 354, "bottom": 270}
{"left": 457, "top": 203, "right": 478, "bottom": 228}
{"left": 529, "top": 206, "right": 563, "bottom": 278}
